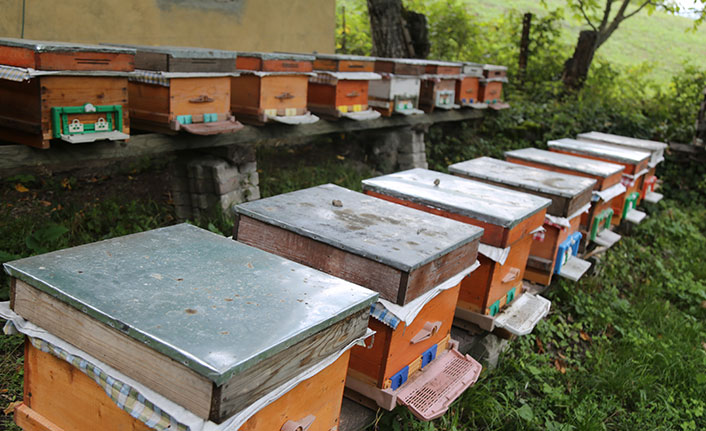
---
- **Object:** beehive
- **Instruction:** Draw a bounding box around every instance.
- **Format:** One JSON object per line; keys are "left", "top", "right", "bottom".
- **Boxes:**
{"left": 577, "top": 131, "right": 667, "bottom": 204}
{"left": 368, "top": 57, "right": 425, "bottom": 116}
{"left": 449, "top": 157, "right": 596, "bottom": 286}
{"left": 308, "top": 53, "right": 381, "bottom": 120}
{"left": 233, "top": 185, "right": 484, "bottom": 419}
{"left": 5, "top": 224, "right": 377, "bottom": 429}
{"left": 455, "top": 62, "right": 486, "bottom": 108}
{"left": 0, "top": 38, "right": 133, "bottom": 149}
{"left": 114, "top": 44, "right": 243, "bottom": 135}
{"left": 505, "top": 147, "right": 626, "bottom": 248}
{"left": 231, "top": 52, "right": 318, "bottom": 125}
{"left": 362, "top": 169, "right": 552, "bottom": 335}
{"left": 478, "top": 64, "right": 509, "bottom": 109}
{"left": 419, "top": 60, "right": 462, "bottom": 113}
{"left": 548, "top": 138, "right": 651, "bottom": 225}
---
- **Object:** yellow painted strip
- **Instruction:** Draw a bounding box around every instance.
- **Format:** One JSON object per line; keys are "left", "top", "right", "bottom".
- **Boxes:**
{"left": 264, "top": 109, "right": 277, "bottom": 117}
{"left": 285, "top": 108, "right": 297, "bottom": 116}
{"left": 337, "top": 105, "right": 348, "bottom": 113}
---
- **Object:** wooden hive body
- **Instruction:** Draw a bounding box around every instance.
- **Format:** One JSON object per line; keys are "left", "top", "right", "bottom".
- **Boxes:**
{"left": 5, "top": 224, "right": 376, "bottom": 425}
{"left": 505, "top": 148, "right": 626, "bottom": 243}
{"left": 231, "top": 53, "right": 314, "bottom": 124}
{"left": 449, "top": 157, "right": 596, "bottom": 285}
{"left": 17, "top": 340, "right": 351, "bottom": 431}
{"left": 362, "top": 169, "right": 550, "bottom": 317}
{"left": 307, "top": 55, "right": 379, "bottom": 119}
{"left": 548, "top": 138, "right": 651, "bottom": 209}
{"left": 373, "top": 58, "right": 426, "bottom": 75}
{"left": 419, "top": 78, "right": 457, "bottom": 113}
{"left": 455, "top": 75, "right": 481, "bottom": 106}
{"left": 233, "top": 185, "right": 483, "bottom": 392}
{"left": 0, "top": 39, "right": 133, "bottom": 149}
{"left": 368, "top": 75, "right": 421, "bottom": 116}
{"left": 114, "top": 44, "right": 241, "bottom": 135}
{"left": 479, "top": 79, "right": 504, "bottom": 104}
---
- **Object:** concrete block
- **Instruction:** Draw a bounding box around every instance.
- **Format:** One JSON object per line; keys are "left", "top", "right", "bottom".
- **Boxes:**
{"left": 398, "top": 151, "right": 427, "bottom": 169}
{"left": 397, "top": 131, "right": 426, "bottom": 154}
{"left": 203, "top": 144, "right": 256, "bottom": 164}
{"left": 174, "top": 205, "right": 193, "bottom": 221}
{"left": 239, "top": 161, "right": 258, "bottom": 174}
{"left": 218, "top": 189, "right": 245, "bottom": 211}
{"left": 243, "top": 185, "right": 261, "bottom": 202}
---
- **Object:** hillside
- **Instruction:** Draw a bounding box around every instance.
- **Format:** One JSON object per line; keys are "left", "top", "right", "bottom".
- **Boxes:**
{"left": 460, "top": 0, "right": 706, "bottom": 83}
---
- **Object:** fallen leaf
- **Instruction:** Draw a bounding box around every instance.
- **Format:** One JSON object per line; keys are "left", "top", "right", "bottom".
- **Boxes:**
{"left": 536, "top": 337, "right": 545, "bottom": 354}
{"left": 3, "top": 401, "right": 21, "bottom": 415}
{"left": 580, "top": 331, "right": 591, "bottom": 342}
{"left": 558, "top": 352, "right": 567, "bottom": 360}
{"left": 39, "top": 200, "right": 52, "bottom": 207}
{"left": 14, "top": 184, "right": 28, "bottom": 193}
{"left": 60, "top": 178, "right": 71, "bottom": 190}
{"left": 336, "top": 155, "right": 346, "bottom": 160}
{"left": 554, "top": 359, "right": 566, "bottom": 374}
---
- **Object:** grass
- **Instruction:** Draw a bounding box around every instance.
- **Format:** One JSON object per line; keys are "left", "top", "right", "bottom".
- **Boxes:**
{"left": 0, "top": 146, "right": 704, "bottom": 429}
{"left": 449, "top": 0, "right": 706, "bottom": 84}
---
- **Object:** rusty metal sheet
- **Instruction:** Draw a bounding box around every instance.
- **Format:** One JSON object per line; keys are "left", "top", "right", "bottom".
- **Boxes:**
{"left": 3, "top": 224, "right": 377, "bottom": 385}
{"left": 505, "top": 147, "right": 624, "bottom": 178}
{"left": 361, "top": 168, "right": 551, "bottom": 228}
{"left": 548, "top": 138, "right": 651, "bottom": 165}
{"left": 448, "top": 157, "right": 596, "bottom": 199}
{"left": 234, "top": 184, "right": 483, "bottom": 272}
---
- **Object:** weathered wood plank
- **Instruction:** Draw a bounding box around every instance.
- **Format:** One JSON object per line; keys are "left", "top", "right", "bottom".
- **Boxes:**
{"left": 12, "top": 279, "right": 215, "bottom": 419}
{"left": 0, "top": 109, "right": 484, "bottom": 172}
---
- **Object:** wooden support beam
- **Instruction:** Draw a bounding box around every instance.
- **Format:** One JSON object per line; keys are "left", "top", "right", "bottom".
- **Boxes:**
{"left": 0, "top": 109, "right": 484, "bottom": 172}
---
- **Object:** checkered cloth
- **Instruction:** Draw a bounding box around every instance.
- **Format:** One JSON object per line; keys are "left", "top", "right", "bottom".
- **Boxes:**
{"left": 0, "top": 65, "right": 32, "bottom": 82}
{"left": 29, "top": 336, "right": 189, "bottom": 431}
{"left": 129, "top": 70, "right": 171, "bottom": 87}
{"left": 369, "top": 302, "right": 401, "bottom": 330}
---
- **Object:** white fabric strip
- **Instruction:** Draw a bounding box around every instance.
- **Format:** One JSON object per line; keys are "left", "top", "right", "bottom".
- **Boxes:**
{"left": 478, "top": 243, "right": 511, "bottom": 265}
{"left": 592, "top": 183, "right": 626, "bottom": 203}
{"left": 545, "top": 203, "right": 591, "bottom": 228}
{"left": 376, "top": 260, "right": 480, "bottom": 326}
{"left": 0, "top": 302, "right": 371, "bottom": 431}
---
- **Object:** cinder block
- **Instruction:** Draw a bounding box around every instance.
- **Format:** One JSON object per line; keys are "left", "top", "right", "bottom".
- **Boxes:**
{"left": 218, "top": 189, "right": 245, "bottom": 211}
{"left": 243, "top": 185, "right": 261, "bottom": 202}
{"left": 398, "top": 131, "right": 426, "bottom": 154}
{"left": 239, "top": 161, "right": 258, "bottom": 174}
{"left": 398, "top": 151, "right": 428, "bottom": 169}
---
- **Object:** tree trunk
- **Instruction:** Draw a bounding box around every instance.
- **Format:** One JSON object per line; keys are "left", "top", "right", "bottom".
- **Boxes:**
{"left": 561, "top": 30, "right": 599, "bottom": 91}
{"left": 518, "top": 13, "right": 532, "bottom": 83}
{"left": 367, "top": 0, "right": 412, "bottom": 58}
{"left": 403, "top": 9, "right": 429, "bottom": 59}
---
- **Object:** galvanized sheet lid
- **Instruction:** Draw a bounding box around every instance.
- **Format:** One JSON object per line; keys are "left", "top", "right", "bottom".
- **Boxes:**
{"left": 315, "top": 53, "right": 374, "bottom": 62}
{"left": 0, "top": 37, "right": 134, "bottom": 54}
{"left": 374, "top": 57, "right": 429, "bottom": 65}
{"left": 234, "top": 184, "right": 483, "bottom": 272}
{"left": 576, "top": 131, "right": 668, "bottom": 151}
{"left": 424, "top": 59, "right": 463, "bottom": 67}
{"left": 505, "top": 148, "right": 624, "bottom": 178}
{"left": 3, "top": 224, "right": 377, "bottom": 385}
{"left": 448, "top": 157, "right": 596, "bottom": 199}
{"left": 106, "top": 43, "right": 237, "bottom": 59}
{"left": 548, "top": 138, "right": 651, "bottom": 165}
{"left": 483, "top": 64, "right": 508, "bottom": 71}
{"left": 237, "top": 51, "right": 315, "bottom": 61}
{"left": 362, "top": 169, "right": 551, "bottom": 229}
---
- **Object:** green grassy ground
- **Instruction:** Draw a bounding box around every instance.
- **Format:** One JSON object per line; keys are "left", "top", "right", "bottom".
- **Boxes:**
{"left": 453, "top": 0, "right": 706, "bottom": 83}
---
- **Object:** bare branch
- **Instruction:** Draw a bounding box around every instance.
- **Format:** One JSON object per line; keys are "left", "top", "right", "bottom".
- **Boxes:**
{"left": 598, "top": 0, "right": 614, "bottom": 32}
{"left": 577, "top": 0, "right": 598, "bottom": 30}
{"left": 623, "top": 0, "right": 655, "bottom": 20}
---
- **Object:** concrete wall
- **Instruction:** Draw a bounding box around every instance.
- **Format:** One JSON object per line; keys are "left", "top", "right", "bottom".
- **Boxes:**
{"left": 0, "top": 0, "right": 335, "bottom": 53}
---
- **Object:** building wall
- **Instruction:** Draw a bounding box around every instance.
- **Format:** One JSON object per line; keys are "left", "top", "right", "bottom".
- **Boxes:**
{"left": 0, "top": 0, "right": 335, "bottom": 53}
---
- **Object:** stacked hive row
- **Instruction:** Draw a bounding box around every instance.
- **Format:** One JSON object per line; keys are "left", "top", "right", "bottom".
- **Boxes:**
{"left": 0, "top": 38, "right": 509, "bottom": 149}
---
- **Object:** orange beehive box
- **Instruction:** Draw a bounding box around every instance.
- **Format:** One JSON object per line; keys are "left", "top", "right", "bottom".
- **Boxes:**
{"left": 362, "top": 169, "right": 553, "bottom": 335}
{"left": 548, "top": 138, "right": 651, "bottom": 225}
{"left": 4, "top": 224, "right": 377, "bottom": 429}
{"left": 231, "top": 52, "right": 318, "bottom": 125}
{"left": 233, "top": 185, "right": 485, "bottom": 419}
{"left": 455, "top": 62, "right": 486, "bottom": 108}
{"left": 419, "top": 60, "right": 462, "bottom": 113}
{"left": 577, "top": 131, "right": 667, "bottom": 204}
{"left": 449, "top": 157, "right": 596, "bottom": 286}
{"left": 478, "top": 64, "right": 510, "bottom": 110}
{"left": 0, "top": 38, "right": 133, "bottom": 149}
{"left": 307, "top": 53, "right": 382, "bottom": 121}
{"left": 110, "top": 44, "right": 243, "bottom": 135}
{"left": 505, "top": 148, "right": 626, "bottom": 248}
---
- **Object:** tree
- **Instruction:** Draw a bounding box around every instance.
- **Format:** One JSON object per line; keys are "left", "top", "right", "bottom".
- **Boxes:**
{"left": 562, "top": 0, "right": 705, "bottom": 90}
{"left": 366, "top": 0, "right": 429, "bottom": 58}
